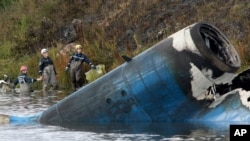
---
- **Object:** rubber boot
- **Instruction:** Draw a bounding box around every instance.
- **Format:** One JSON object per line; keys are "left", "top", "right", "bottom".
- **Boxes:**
{"left": 72, "top": 83, "right": 77, "bottom": 91}
{"left": 43, "top": 84, "right": 48, "bottom": 91}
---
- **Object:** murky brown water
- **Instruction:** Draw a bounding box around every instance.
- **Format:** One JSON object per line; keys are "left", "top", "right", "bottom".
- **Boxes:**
{"left": 0, "top": 90, "right": 230, "bottom": 141}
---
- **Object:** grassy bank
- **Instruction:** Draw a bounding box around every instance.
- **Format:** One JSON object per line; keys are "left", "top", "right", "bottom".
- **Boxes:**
{"left": 0, "top": 0, "right": 249, "bottom": 90}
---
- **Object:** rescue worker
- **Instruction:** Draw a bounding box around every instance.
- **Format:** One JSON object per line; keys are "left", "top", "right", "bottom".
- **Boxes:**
{"left": 13, "top": 66, "right": 41, "bottom": 93}
{"left": 39, "top": 48, "right": 57, "bottom": 91}
{"left": 65, "top": 44, "right": 96, "bottom": 91}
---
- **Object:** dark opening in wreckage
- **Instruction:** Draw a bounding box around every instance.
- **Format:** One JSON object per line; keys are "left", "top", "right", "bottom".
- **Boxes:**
{"left": 200, "top": 25, "right": 238, "bottom": 67}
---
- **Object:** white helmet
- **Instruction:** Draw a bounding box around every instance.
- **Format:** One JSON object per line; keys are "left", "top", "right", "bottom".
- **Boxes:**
{"left": 41, "top": 48, "right": 48, "bottom": 54}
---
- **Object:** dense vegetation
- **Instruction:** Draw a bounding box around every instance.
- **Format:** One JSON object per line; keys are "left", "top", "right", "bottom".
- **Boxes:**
{"left": 0, "top": 0, "right": 249, "bottom": 90}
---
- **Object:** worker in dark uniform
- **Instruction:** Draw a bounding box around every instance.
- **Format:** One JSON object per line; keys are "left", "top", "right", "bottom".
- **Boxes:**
{"left": 65, "top": 44, "right": 96, "bottom": 91}
{"left": 14, "top": 65, "right": 41, "bottom": 93}
{"left": 39, "top": 48, "right": 57, "bottom": 91}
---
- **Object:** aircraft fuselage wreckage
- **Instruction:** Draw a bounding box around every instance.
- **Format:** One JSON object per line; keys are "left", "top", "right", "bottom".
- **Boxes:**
{"left": 3, "top": 22, "right": 250, "bottom": 127}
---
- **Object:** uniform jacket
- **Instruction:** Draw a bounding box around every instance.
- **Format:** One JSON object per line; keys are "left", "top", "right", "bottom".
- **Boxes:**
{"left": 66, "top": 52, "right": 92, "bottom": 68}
{"left": 14, "top": 73, "right": 37, "bottom": 86}
{"left": 38, "top": 56, "right": 57, "bottom": 75}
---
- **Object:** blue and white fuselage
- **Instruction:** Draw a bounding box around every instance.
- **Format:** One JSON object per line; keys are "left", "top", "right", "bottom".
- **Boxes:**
{"left": 3, "top": 22, "right": 249, "bottom": 126}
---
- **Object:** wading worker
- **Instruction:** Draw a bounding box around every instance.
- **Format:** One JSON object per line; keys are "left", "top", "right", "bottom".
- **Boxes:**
{"left": 14, "top": 65, "right": 41, "bottom": 93}
{"left": 65, "top": 44, "right": 96, "bottom": 91}
{"left": 39, "top": 48, "right": 57, "bottom": 91}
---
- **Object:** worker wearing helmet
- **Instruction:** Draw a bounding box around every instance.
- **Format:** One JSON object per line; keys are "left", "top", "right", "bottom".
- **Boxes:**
{"left": 13, "top": 65, "right": 41, "bottom": 93}
{"left": 65, "top": 44, "right": 96, "bottom": 91}
{"left": 39, "top": 48, "right": 57, "bottom": 91}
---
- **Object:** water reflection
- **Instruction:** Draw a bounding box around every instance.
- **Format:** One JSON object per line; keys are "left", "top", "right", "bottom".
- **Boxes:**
{"left": 62, "top": 121, "right": 230, "bottom": 140}
{"left": 0, "top": 90, "right": 68, "bottom": 116}
{"left": 0, "top": 121, "right": 230, "bottom": 141}
{"left": 0, "top": 90, "right": 233, "bottom": 141}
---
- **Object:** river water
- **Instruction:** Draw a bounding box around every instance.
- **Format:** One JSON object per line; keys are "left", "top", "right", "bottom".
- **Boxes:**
{"left": 0, "top": 90, "right": 231, "bottom": 141}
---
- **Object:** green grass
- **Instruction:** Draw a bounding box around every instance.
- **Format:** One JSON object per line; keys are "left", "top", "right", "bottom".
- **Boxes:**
{"left": 0, "top": 0, "right": 249, "bottom": 90}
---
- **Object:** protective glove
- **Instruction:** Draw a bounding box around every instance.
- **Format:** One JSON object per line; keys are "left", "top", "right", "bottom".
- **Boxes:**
{"left": 0, "top": 80, "right": 6, "bottom": 84}
{"left": 91, "top": 65, "right": 96, "bottom": 69}
{"left": 36, "top": 77, "right": 42, "bottom": 81}
{"left": 65, "top": 67, "right": 69, "bottom": 71}
{"left": 37, "top": 76, "right": 43, "bottom": 81}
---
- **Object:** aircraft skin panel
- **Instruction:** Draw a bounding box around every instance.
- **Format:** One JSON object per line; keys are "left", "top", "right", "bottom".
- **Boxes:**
{"left": 189, "top": 90, "right": 250, "bottom": 121}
